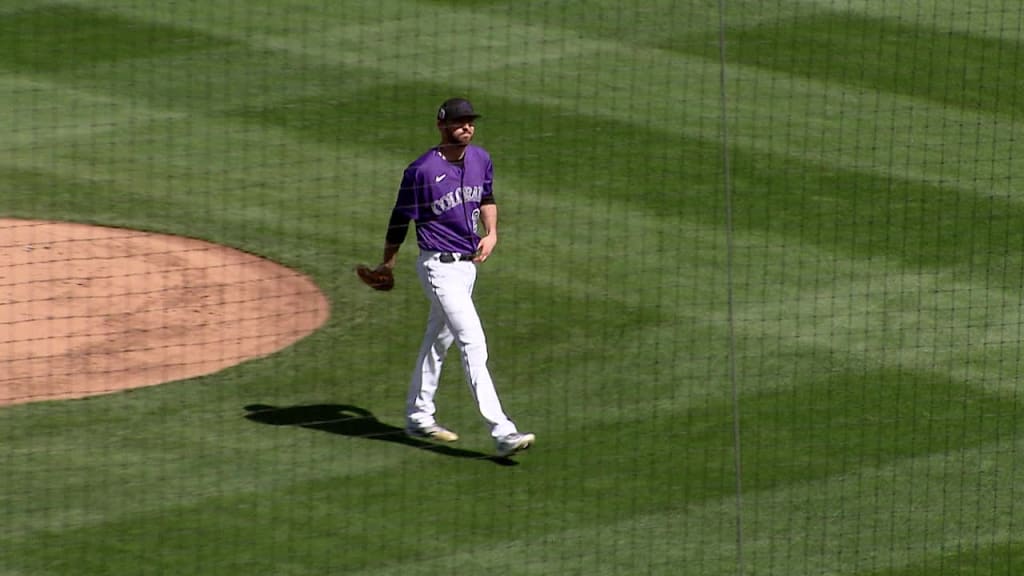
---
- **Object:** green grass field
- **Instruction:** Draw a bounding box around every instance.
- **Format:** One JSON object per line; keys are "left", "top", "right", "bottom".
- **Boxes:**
{"left": 2, "top": 1, "right": 1023, "bottom": 574}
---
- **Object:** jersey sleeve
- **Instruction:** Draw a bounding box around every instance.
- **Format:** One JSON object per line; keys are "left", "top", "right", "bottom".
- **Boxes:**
{"left": 385, "top": 167, "right": 418, "bottom": 245}
{"left": 480, "top": 156, "right": 496, "bottom": 205}
{"left": 385, "top": 210, "right": 411, "bottom": 245}
{"left": 392, "top": 167, "right": 420, "bottom": 220}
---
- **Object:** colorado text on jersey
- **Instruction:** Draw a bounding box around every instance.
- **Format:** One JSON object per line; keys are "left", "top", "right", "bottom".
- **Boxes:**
{"left": 431, "top": 185, "right": 484, "bottom": 216}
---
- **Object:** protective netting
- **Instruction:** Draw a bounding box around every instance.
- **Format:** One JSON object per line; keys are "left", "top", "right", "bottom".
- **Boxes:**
{"left": 1, "top": 2, "right": 1021, "bottom": 574}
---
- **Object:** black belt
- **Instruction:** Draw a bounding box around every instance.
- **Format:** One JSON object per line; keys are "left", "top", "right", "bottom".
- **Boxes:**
{"left": 439, "top": 252, "right": 475, "bottom": 263}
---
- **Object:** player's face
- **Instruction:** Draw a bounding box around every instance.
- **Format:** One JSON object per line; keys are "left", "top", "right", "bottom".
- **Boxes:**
{"left": 440, "top": 117, "right": 476, "bottom": 145}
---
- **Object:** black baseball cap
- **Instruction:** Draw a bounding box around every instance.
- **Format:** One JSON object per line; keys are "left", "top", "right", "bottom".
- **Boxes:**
{"left": 437, "top": 98, "right": 480, "bottom": 122}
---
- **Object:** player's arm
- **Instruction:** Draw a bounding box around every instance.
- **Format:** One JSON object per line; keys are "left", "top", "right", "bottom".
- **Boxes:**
{"left": 380, "top": 170, "right": 417, "bottom": 270}
{"left": 475, "top": 198, "right": 497, "bottom": 262}
{"left": 381, "top": 210, "right": 410, "bottom": 270}
{"left": 475, "top": 159, "right": 497, "bottom": 262}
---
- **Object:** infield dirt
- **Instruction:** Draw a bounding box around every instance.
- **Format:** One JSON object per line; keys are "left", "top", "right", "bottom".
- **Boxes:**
{"left": 0, "top": 219, "right": 329, "bottom": 406}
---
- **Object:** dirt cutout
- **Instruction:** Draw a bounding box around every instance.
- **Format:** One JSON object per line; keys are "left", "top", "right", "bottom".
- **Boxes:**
{"left": 0, "top": 219, "right": 330, "bottom": 406}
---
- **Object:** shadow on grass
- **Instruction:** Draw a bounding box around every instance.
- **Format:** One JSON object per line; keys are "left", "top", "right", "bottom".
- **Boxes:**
{"left": 243, "top": 403, "right": 517, "bottom": 467}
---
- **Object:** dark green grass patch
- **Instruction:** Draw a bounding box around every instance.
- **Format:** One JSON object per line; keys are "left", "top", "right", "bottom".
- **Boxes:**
{"left": 859, "top": 539, "right": 1024, "bottom": 576}
{"left": 546, "top": 367, "right": 1020, "bottom": 511}
{"left": 238, "top": 82, "right": 1024, "bottom": 286}
{"left": 730, "top": 146, "right": 1024, "bottom": 279}
{"left": 227, "top": 89, "right": 439, "bottom": 157}
{"left": 738, "top": 368, "right": 1019, "bottom": 491}
{"left": 553, "top": 362, "right": 1020, "bottom": 509}
{"left": 421, "top": 0, "right": 717, "bottom": 56}
{"left": 0, "top": 165, "right": 263, "bottom": 251}
{"left": 0, "top": 5, "right": 235, "bottom": 72}
{"left": 702, "top": 12, "right": 1024, "bottom": 117}
{"left": 229, "top": 87, "right": 728, "bottom": 226}
{"left": 0, "top": 166, "right": 147, "bottom": 224}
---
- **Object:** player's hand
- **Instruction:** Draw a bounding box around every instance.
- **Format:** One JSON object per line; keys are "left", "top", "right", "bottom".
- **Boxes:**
{"left": 475, "top": 234, "right": 497, "bottom": 263}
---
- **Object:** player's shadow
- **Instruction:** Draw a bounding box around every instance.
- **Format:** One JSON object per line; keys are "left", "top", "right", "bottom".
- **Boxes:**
{"left": 243, "top": 403, "right": 517, "bottom": 466}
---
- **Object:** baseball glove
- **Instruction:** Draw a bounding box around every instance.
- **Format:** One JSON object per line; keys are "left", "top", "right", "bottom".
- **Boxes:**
{"left": 356, "top": 264, "right": 394, "bottom": 291}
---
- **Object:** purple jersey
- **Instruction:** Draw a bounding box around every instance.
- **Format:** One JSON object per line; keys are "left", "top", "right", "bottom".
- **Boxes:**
{"left": 391, "top": 145, "right": 494, "bottom": 254}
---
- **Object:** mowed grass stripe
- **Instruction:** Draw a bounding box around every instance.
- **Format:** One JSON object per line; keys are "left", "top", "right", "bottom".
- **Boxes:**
{"left": 7, "top": 1, "right": 1020, "bottom": 207}
{"left": 4, "top": 2, "right": 1019, "bottom": 217}
{"left": 8, "top": 66, "right": 1021, "bottom": 292}
{"left": 340, "top": 432, "right": 1024, "bottom": 576}
{"left": 495, "top": 197, "right": 1024, "bottom": 402}
{"left": 55, "top": 0, "right": 605, "bottom": 91}
{"left": 7, "top": 365, "right": 1013, "bottom": 575}
{"left": 216, "top": 72, "right": 1024, "bottom": 283}
{"left": 0, "top": 4, "right": 395, "bottom": 114}
{"left": 0, "top": 76, "right": 185, "bottom": 149}
{"left": 714, "top": 10, "right": 1024, "bottom": 118}
{"left": 0, "top": 108, "right": 394, "bottom": 267}
{"left": 857, "top": 540, "right": 1024, "bottom": 576}
{"left": 722, "top": 229, "right": 1024, "bottom": 394}
{"left": 4, "top": 408, "right": 1019, "bottom": 576}
{"left": 788, "top": 0, "right": 1024, "bottom": 43}
{"left": 13, "top": 0, "right": 1022, "bottom": 206}
{"left": 490, "top": 48, "right": 1020, "bottom": 196}
{"left": 740, "top": 438, "right": 1024, "bottom": 575}
{"left": 0, "top": 380, "right": 460, "bottom": 542}
{"left": 559, "top": 365, "right": 1020, "bottom": 497}
{"left": 0, "top": 5, "right": 238, "bottom": 73}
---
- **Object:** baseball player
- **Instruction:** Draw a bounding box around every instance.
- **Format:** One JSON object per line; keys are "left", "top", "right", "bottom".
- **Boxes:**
{"left": 369, "top": 97, "right": 535, "bottom": 458}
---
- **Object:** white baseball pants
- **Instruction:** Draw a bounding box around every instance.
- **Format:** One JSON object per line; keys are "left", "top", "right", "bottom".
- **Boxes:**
{"left": 406, "top": 251, "right": 518, "bottom": 439}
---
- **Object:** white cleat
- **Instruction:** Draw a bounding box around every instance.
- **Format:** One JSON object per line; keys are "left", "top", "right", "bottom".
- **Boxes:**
{"left": 405, "top": 424, "right": 459, "bottom": 443}
{"left": 496, "top": 432, "right": 536, "bottom": 457}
